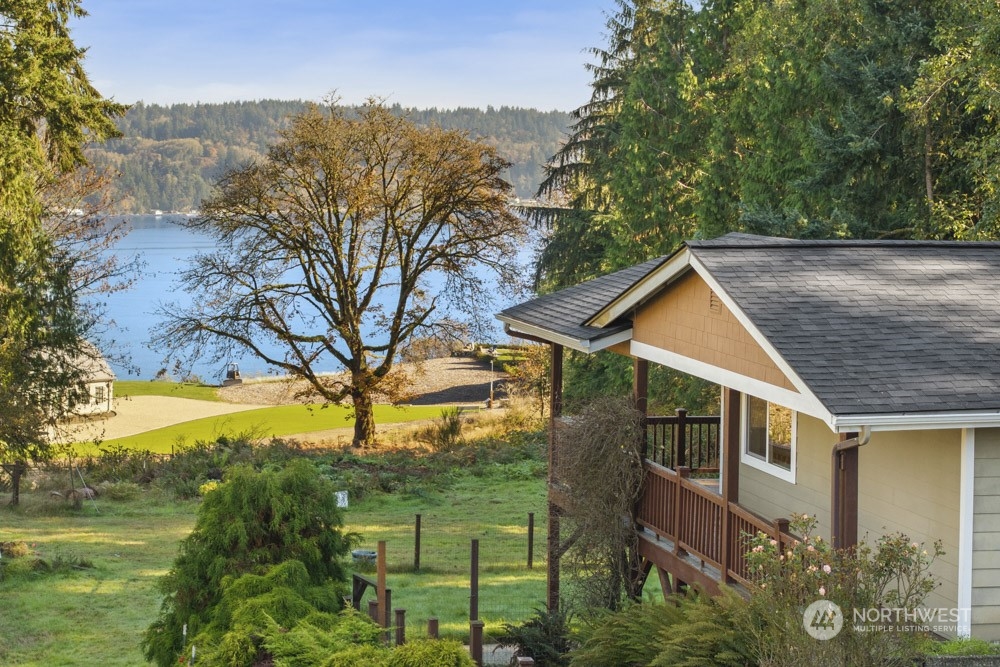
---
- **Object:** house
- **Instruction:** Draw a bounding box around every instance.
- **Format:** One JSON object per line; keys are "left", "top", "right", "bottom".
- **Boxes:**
{"left": 497, "top": 233, "right": 1000, "bottom": 639}
{"left": 73, "top": 341, "right": 115, "bottom": 417}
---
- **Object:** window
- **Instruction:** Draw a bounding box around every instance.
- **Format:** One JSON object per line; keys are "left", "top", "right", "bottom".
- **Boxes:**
{"left": 742, "top": 395, "right": 795, "bottom": 482}
{"left": 93, "top": 385, "right": 106, "bottom": 404}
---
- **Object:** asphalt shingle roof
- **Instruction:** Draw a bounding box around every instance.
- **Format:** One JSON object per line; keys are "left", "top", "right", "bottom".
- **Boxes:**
{"left": 497, "top": 256, "right": 666, "bottom": 348}
{"left": 690, "top": 234, "right": 1000, "bottom": 416}
{"left": 499, "top": 233, "right": 1000, "bottom": 417}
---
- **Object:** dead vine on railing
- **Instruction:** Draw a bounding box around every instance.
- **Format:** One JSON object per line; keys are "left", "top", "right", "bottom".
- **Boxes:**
{"left": 556, "top": 395, "right": 646, "bottom": 611}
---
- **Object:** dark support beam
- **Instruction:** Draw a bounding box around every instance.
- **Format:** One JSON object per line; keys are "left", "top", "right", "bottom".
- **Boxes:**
{"left": 547, "top": 343, "right": 564, "bottom": 612}
{"left": 720, "top": 387, "right": 741, "bottom": 583}
{"left": 832, "top": 433, "right": 860, "bottom": 549}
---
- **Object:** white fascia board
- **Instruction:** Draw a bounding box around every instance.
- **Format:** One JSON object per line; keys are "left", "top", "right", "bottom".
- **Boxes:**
{"left": 499, "top": 315, "right": 633, "bottom": 354}
{"left": 587, "top": 251, "right": 691, "bottom": 328}
{"left": 833, "top": 411, "right": 1000, "bottom": 433}
{"left": 631, "top": 340, "right": 831, "bottom": 422}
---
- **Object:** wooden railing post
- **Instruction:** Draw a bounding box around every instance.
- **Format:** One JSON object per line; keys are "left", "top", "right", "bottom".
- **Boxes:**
{"left": 773, "top": 517, "right": 790, "bottom": 544}
{"left": 675, "top": 409, "right": 688, "bottom": 468}
{"left": 673, "top": 466, "right": 690, "bottom": 556}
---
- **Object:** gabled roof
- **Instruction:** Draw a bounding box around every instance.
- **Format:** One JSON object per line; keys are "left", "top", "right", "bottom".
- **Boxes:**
{"left": 496, "top": 256, "right": 667, "bottom": 352}
{"left": 498, "top": 233, "right": 1000, "bottom": 429}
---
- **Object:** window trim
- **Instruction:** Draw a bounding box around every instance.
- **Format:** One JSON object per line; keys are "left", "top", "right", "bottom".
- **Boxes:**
{"left": 740, "top": 393, "right": 797, "bottom": 484}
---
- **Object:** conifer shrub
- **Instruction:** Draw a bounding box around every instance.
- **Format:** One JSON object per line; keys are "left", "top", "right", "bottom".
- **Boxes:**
{"left": 385, "top": 638, "right": 475, "bottom": 667}
{"left": 141, "top": 460, "right": 353, "bottom": 667}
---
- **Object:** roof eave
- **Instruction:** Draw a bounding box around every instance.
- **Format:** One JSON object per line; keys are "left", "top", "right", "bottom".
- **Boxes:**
{"left": 586, "top": 248, "right": 691, "bottom": 328}
{"left": 498, "top": 315, "right": 633, "bottom": 354}
{"left": 833, "top": 411, "right": 1000, "bottom": 433}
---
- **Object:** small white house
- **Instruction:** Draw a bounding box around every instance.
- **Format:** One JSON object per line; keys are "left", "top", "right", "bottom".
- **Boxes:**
{"left": 73, "top": 341, "right": 115, "bottom": 416}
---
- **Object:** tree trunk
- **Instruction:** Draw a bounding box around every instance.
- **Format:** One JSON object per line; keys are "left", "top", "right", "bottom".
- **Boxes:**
{"left": 352, "top": 389, "right": 376, "bottom": 448}
{"left": 9, "top": 461, "right": 26, "bottom": 507}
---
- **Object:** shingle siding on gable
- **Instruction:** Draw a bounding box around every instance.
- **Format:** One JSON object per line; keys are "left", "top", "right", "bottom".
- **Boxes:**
{"left": 691, "top": 238, "right": 1000, "bottom": 416}
{"left": 633, "top": 270, "right": 796, "bottom": 391}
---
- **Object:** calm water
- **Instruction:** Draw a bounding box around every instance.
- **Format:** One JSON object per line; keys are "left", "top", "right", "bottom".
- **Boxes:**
{"left": 95, "top": 215, "right": 522, "bottom": 381}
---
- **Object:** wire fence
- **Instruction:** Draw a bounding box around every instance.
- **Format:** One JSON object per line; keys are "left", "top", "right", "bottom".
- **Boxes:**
{"left": 346, "top": 510, "right": 548, "bottom": 632}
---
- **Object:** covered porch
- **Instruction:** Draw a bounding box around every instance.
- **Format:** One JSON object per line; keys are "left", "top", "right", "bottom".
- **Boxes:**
{"left": 544, "top": 350, "right": 809, "bottom": 604}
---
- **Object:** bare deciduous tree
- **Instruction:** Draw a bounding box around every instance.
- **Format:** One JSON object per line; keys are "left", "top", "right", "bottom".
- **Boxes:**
{"left": 156, "top": 100, "right": 528, "bottom": 446}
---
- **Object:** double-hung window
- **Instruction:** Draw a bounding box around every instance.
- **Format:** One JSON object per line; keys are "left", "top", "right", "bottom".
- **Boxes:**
{"left": 741, "top": 394, "right": 795, "bottom": 483}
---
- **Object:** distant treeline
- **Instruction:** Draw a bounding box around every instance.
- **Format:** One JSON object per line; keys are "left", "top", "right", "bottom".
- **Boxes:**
{"left": 86, "top": 101, "right": 571, "bottom": 213}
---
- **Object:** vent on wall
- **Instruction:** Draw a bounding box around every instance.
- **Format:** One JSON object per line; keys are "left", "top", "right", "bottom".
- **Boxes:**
{"left": 709, "top": 290, "right": 722, "bottom": 313}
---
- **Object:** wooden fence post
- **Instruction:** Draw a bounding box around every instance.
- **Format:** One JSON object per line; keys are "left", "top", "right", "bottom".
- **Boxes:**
{"left": 394, "top": 608, "right": 405, "bottom": 646}
{"left": 368, "top": 598, "right": 379, "bottom": 623}
{"left": 377, "top": 541, "right": 387, "bottom": 627}
{"left": 470, "top": 619, "right": 484, "bottom": 667}
{"left": 428, "top": 617, "right": 439, "bottom": 639}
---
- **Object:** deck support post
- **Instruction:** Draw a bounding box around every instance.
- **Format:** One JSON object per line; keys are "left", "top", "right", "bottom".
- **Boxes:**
{"left": 546, "top": 343, "right": 564, "bottom": 612}
{"left": 720, "top": 387, "right": 741, "bottom": 583}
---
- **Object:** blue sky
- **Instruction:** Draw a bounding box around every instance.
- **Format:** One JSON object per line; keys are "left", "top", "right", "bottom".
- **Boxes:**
{"left": 70, "top": 1, "right": 611, "bottom": 111}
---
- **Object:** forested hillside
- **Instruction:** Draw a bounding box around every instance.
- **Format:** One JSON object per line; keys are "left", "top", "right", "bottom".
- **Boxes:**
{"left": 86, "top": 101, "right": 570, "bottom": 213}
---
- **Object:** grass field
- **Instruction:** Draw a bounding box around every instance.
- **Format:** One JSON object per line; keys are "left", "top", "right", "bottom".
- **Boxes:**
{"left": 114, "top": 380, "right": 222, "bottom": 402}
{"left": 0, "top": 468, "right": 551, "bottom": 665}
{"left": 77, "top": 403, "right": 447, "bottom": 454}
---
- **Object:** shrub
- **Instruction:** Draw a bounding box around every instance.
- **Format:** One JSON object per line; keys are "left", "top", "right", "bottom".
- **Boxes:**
{"left": 386, "top": 639, "right": 475, "bottom": 667}
{"left": 265, "top": 607, "right": 386, "bottom": 667}
{"left": 570, "top": 601, "right": 684, "bottom": 667}
{"left": 499, "top": 607, "right": 574, "bottom": 667}
{"left": 98, "top": 481, "right": 142, "bottom": 501}
{"left": 741, "top": 514, "right": 943, "bottom": 667}
{"left": 141, "top": 460, "right": 354, "bottom": 667}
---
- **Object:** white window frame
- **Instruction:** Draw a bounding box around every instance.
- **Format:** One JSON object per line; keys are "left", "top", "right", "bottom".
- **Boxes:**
{"left": 740, "top": 393, "right": 797, "bottom": 484}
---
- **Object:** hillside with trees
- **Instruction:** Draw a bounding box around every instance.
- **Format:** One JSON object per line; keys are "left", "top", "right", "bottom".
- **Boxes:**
{"left": 85, "top": 101, "right": 571, "bottom": 213}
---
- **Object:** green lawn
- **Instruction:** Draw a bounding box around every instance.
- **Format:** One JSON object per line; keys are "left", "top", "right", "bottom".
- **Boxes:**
{"left": 114, "top": 380, "right": 222, "bottom": 402}
{"left": 76, "top": 404, "right": 446, "bottom": 454}
{"left": 0, "top": 470, "right": 552, "bottom": 665}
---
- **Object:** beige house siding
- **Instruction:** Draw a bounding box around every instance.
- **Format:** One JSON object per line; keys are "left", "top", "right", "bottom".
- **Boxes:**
{"left": 974, "top": 428, "right": 1000, "bottom": 638}
{"left": 858, "top": 428, "right": 960, "bottom": 620}
{"left": 737, "top": 414, "right": 960, "bottom": 620}
{"left": 738, "top": 412, "right": 834, "bottom": 537}
{"left": 632, "top": 271, "right": 795, "bottom": 391}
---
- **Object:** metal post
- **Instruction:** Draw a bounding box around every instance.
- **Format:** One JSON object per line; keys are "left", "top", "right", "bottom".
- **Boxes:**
{"left": 527, "top": 512, "right": 534, "bottom": 569}
{"left": 470, "top": 539, "right": 479, "bottom": 621}
{"left": 414, "top": 514, "right": 421, "bottom": 571}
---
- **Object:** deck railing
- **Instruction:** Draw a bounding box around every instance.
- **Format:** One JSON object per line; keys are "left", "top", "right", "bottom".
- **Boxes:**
{"left": 637, "top": 462, "right": 794, "bottom": 585}
{"left": 645, "top": 409, "right": 720, "bottom": 472}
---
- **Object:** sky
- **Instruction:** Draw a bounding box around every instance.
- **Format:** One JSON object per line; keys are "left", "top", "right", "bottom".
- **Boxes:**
{"left": 70, "top": 1, "right": 611, "bottom": 111}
